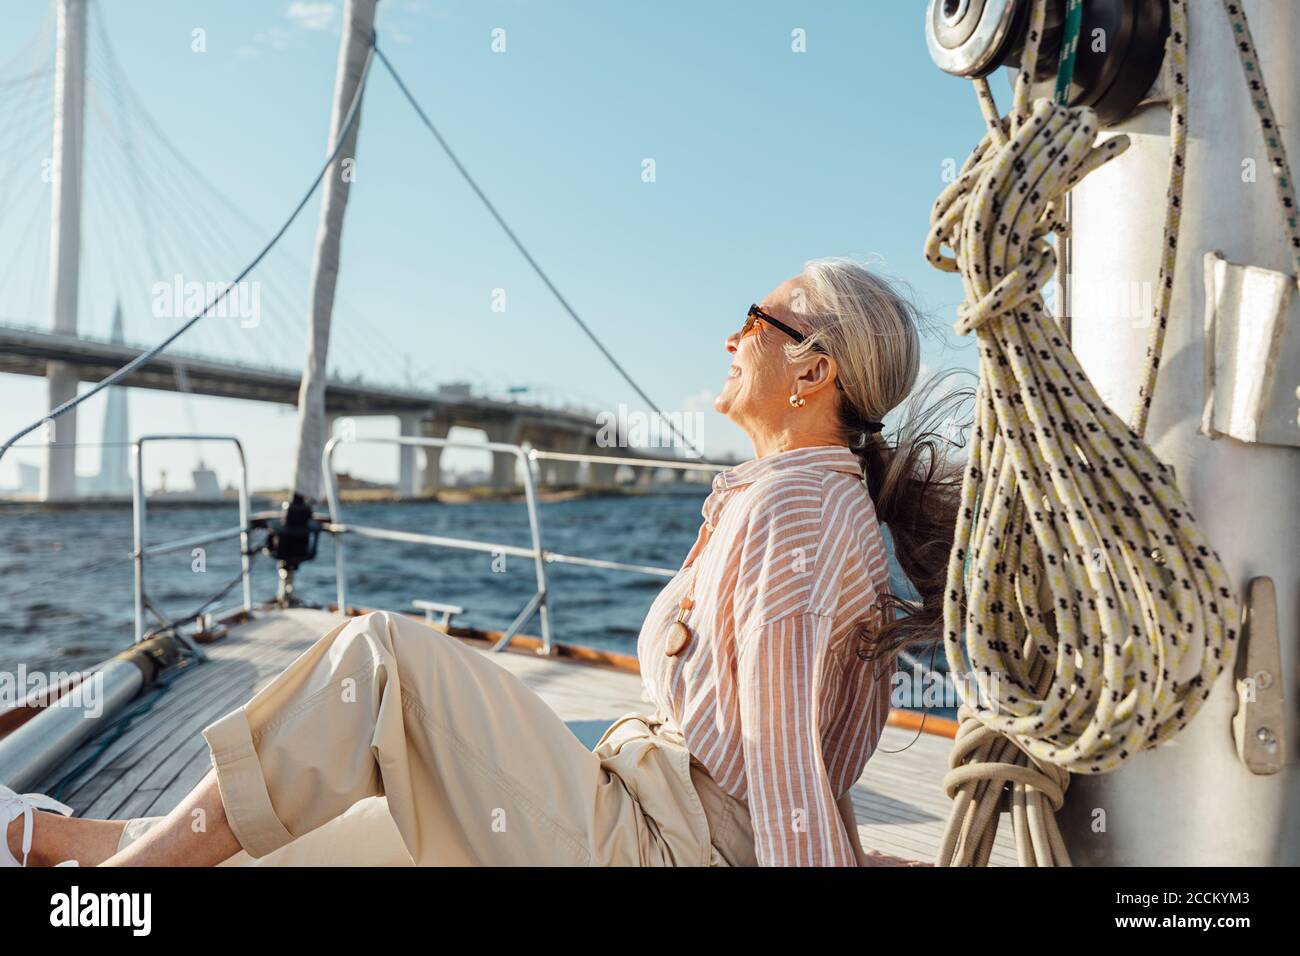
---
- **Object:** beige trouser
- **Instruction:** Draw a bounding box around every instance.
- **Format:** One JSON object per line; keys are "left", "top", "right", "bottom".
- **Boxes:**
{"left": 118, "top": 610, "right": 758, "bottom": 866}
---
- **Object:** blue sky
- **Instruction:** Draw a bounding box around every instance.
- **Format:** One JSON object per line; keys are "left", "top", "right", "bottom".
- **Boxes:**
{"left": 0, "top": 0, "right": 1000, "bottom": 491}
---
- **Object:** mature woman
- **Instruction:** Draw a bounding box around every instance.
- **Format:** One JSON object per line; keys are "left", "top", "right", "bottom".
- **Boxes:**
{"left": 3, "top": 258, "right": 957, "bottom": 868}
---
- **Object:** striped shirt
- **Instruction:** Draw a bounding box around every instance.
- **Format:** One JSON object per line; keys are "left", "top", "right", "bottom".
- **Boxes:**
{"left": 637, "top": 445, "right": 894, "bottom": 866}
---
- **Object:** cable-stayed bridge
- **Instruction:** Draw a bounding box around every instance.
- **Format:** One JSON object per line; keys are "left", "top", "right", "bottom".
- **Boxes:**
{"left": 0, "top": 317, "right": 632, "bottom": 495}
{"left": 0, "top": 3, "right": 700, "bottom": 500}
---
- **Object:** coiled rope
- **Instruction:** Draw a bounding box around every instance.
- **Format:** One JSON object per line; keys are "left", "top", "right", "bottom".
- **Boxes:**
{"left": 927, "top": 0, "right": 1244, "bottom": 866}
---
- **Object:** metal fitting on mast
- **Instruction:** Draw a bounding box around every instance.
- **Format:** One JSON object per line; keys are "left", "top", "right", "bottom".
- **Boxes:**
{"left": 924, "top": 0, "right": 1170, "bottom": 125}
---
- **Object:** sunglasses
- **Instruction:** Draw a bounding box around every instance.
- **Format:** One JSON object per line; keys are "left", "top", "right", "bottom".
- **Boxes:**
{"left": 741, "top": 304, "right": 807, "bottom": 342}
{"left": 740, "top": 304, "right": 845, "bottom": 391}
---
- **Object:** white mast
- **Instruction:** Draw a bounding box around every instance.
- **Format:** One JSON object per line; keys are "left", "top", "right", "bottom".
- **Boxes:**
{"left": 1061, "top": 0, "right": 1300, "bottom": 865}
{"left": 290, "top": 0, "right": 377, "bottom": 501}
{"left": 42, "top": 0, "right": 87, "bottom": 502}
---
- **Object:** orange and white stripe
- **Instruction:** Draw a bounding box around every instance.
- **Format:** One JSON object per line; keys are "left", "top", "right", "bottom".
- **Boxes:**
{"left": 638, "top": 445, "right": 894, "bottom": 866}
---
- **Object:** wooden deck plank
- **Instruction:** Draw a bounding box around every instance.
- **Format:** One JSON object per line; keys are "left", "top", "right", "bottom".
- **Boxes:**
{"left": 35, "top": 612, "right": 322, "bottom": 814}
{"left": 134, "top": 744, "right": 216, "bottom": 819}
{"left": 86, "top": 672, "right": 279, "bottom": 820}
{"left": 84, "top": 625, "right": 299, "bottom": 778}
{"left": 66, "top": 643, "right": 287, "bottom": 808}
{"left": 32, "top": 608, "right": 1014, "bottom": 865}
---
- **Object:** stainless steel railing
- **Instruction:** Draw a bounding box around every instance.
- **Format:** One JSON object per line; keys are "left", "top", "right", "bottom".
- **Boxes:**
{"left": 321, "top": 436, "right": 729, "bottom": 654}
{"left": 121, "top": 436, "right": 951, "bottom": 691}
{"left": 323, "top": 435, "right": 552, "bottom": 653}
{"left": 132, "top": 435, "right": 252, "bottom": 645}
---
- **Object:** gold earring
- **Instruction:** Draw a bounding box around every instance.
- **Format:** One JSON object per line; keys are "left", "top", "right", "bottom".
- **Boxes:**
{"left": 788, "top": 393, "right": 805, "bottom": 408}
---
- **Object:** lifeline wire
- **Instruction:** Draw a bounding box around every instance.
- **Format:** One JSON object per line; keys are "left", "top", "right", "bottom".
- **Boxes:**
{"left": 0, "top": 39, "right": 378, "bottom": 465}
{"left": 926, "top": 0, "right": 1240, "bottom": 866}
{"left": 371, "top": 44, "right": 704, "bottom": 459}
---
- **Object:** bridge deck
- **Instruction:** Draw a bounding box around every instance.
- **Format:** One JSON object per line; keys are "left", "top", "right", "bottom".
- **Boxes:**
{"left": 34, "top": 607, "right": 1012, "bottom": 865}
{"left": 0, "top": 322, "right": 599, "bottom": 419}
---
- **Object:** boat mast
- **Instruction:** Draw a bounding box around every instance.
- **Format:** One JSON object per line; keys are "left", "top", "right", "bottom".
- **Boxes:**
{"left": 42, "top": 0, "right": 87, "bottom": 502}
{"left": 290, "top": 0, "right": 376, "bottom": 503}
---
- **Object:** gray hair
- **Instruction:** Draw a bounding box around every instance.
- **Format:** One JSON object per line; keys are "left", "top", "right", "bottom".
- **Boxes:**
{"left": 785, "top": 257, "right": 923, "bottom": 428}
{"left": 784, "top": 257, "right": 970, "bottom": 659}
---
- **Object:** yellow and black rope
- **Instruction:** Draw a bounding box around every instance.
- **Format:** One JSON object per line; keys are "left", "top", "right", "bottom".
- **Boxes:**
{"left": 927, "top": 0, "right": 1245, "bottom": 867}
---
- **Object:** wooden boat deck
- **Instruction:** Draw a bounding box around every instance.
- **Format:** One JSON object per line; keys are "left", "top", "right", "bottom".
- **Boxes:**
{"left": 33, "top": 607, "right": 1015, "bottom": 866}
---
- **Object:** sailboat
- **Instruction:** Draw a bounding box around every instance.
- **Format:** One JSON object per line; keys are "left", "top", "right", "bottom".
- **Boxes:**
{"left": 0, "top": 0, "right": 1295, "bottom": 868}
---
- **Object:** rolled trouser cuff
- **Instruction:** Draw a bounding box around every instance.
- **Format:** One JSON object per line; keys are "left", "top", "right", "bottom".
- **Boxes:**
{"left": 202, "top": 706, "right": 296, "bottom": 858}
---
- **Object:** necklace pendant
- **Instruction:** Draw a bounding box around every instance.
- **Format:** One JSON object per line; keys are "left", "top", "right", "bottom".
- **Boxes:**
{"left": 665, "top": 620, "right": 692, "bottom": 657}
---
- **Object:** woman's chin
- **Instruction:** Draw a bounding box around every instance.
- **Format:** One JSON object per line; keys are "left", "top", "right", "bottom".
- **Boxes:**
{"left": 714, "top": 385, "right": 738, "bottom": 417}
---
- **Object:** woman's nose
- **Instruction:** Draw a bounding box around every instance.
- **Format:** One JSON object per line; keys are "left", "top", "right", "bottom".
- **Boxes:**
{"left": 725, "top": 330, "right": 740, "bottom": 354}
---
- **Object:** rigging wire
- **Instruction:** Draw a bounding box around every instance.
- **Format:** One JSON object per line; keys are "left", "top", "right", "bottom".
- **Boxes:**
{"left": 370, "top": 42, "right": 704, "bottom": 459}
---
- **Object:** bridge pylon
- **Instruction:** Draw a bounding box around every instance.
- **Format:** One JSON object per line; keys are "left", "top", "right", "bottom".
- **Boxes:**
{"left": 42, "top": 0, "right": 88, "bottom": 502}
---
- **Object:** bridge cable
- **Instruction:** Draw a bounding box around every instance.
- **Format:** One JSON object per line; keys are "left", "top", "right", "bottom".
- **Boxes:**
{"left": 89, "top": 5, "right": 205, "bottom": 444}
{"left": 371, "top": 42, "right": 704, "bottom": 459}
{"left": 0, "top": 37, "right": 378, "bottom": 466}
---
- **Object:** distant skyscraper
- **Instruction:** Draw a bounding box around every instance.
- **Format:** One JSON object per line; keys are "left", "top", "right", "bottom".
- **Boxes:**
{"left": 92, "top": 302, "right": 131, "bottom": 496}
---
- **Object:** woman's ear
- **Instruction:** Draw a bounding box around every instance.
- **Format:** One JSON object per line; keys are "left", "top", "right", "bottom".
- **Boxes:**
{"left": 797, "top": 354, "right": 838, "bottom": 395}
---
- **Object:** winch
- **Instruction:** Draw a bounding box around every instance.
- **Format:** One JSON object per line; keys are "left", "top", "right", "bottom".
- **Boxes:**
{"left": 250, "top": 493, "right": 324, "bottom": 606}
{"left": 924, "top": 0, "right": 1169, "bottom": 125}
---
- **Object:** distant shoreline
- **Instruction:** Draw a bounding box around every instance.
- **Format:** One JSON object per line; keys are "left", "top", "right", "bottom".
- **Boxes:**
{"left": 0, "top": 483, "right": 709, "bottom": 511}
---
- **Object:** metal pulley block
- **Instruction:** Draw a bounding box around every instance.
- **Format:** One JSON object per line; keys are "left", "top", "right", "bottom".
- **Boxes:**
{"left": 924, "top": 0, "right": 1170, "bottom": 126}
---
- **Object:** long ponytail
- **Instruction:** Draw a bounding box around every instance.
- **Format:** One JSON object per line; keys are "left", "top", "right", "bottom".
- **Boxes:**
{"left": 846, "top": 377, "right": 971, "bottom": 658}
{"left": 787, "top": 258, "right": 971, "bottom": 659}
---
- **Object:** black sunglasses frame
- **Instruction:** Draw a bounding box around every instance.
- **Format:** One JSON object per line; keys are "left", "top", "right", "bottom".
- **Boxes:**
{"left": 745, "top": 304, "right": 806, "bottom": 342}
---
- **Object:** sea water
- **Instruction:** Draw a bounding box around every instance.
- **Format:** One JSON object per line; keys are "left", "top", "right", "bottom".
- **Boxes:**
{"left": 0, "top": 492, "right": 931, "bottom": 700}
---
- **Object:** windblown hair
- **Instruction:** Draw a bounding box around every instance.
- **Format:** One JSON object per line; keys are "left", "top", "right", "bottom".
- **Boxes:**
{"left": 784, "top": 257, "right": 973, "bottom": 659}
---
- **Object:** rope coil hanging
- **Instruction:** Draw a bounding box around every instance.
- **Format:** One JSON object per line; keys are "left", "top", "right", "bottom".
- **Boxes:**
{"left": 926, "top": 0, "right": 1241, "bottom": 866}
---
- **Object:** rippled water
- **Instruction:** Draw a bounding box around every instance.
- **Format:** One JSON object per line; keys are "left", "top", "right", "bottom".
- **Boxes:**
{"left": 0, "top": 493, "right": 709, "bottom": 674}
{"left": 1, "top": 491, "right": 921, "bottom": 680}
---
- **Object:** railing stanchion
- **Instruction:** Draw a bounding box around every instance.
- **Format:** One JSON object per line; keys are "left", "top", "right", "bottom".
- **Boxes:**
{"left": 132, "top": 441, "right": 146, "bottom": 643}
{"left": 322, "top": 436, "right": 348, "bottom": 615}
{"left": 516, "top": 442, "right": 551, "bottom": 655}
{"left": 235, "top": 441, "right": 253, "bottom": 616}
{"left": 131, "top": 435, "right": 255, "bottom": 644}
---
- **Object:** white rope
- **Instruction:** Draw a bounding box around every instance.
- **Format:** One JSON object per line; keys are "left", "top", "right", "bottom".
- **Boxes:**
{"left": 1220, "top": 1, "right": 1300, "bottom": 285}
{"left": 926, "top": 0, "right": 1241, "bottom": 866}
